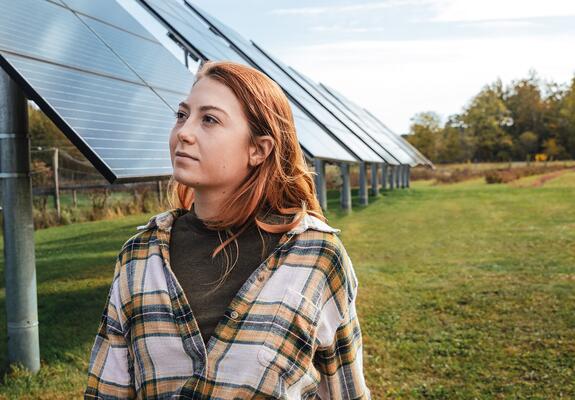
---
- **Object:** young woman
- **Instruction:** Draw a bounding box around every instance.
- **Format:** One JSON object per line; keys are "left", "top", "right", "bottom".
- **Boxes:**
{"left": 85, "top": 61, "right": 371, "bottom": 399}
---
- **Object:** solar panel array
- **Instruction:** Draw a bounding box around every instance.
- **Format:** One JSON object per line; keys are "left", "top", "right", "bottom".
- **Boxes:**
{"left": 252, "top": 43, "right": 410, "bottom": 165}
{"left": 139, "top": 0, "right": 359, "bottom": 163}
{"left": 0, "top": 0, "right": 195, "bottom": 182}
{"left": 1, "top": 0, "right": 430, "bottom": 184}
{"left": 184, "top": 1, "right": 392, "bottom": 164}
{"left": 320, "top": 83, "right": 433, "bottom": 166}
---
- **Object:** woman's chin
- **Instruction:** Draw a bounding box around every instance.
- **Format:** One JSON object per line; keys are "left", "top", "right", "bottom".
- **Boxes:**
{"left": 173, "top": 172, "right": 201, "bottom": 188}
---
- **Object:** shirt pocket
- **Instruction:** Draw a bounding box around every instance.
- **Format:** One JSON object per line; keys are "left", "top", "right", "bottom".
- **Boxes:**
{"left": 257, "top": 287, "right": 321, "bottom": 387}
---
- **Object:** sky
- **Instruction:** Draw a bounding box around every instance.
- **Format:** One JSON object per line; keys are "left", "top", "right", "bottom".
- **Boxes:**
{"left": 180, "top": 0, "right": 575, "bottom": 135}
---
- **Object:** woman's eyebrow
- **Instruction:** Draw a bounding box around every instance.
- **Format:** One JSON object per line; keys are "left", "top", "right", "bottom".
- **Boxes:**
{"left": 199, "top": 105, "right": 229, "bottom": 118}
{"left": 178, "top": 102, "right": 229, "bottom": 118}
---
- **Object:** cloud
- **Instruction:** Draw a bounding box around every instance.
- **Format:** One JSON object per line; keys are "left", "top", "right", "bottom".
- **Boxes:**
{"left": 432, "top": 0, "right": 575, "bottom": 22}
{"left": 310, "top": 25, "right": 386, "bottom": 33}
{"left": 271, "top": 0, "right": 435, "bottom": 16}
{"left": 457, "top": 20, "right": 540, "bottom": 29}
{"left": 278, "top": 35, "right": 575, "bottom": 134}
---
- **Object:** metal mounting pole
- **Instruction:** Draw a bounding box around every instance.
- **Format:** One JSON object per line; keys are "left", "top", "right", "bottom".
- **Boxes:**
{"left": 381, "top": 163, "right": 387, "bottom": 191}
{"left": 369, "top": 163, "right": 379, "bottom": 196}
{"left": 358, "top": 162, "right": 368, "bottom": 206}
{"left": 389, "top": 165, "right": 395, "bottom": 190}
{"left": 0, "top": 69, "right": 40, "bottom": 373}
{"left": 339, "top": 162, "right": 352, "bottom": 212}
{"left": 314, "top": 159, "right": 327, "bottom": 211}
{"left": 406, "top": 165, "right": 411, "bottom": 188}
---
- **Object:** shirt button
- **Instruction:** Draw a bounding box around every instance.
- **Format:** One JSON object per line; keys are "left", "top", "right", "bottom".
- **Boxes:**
{"left": 230, "top": 310, "right": 239, "bottom": 319}
{"left": 257, "top": 274, "right": 265, "bottom": 282}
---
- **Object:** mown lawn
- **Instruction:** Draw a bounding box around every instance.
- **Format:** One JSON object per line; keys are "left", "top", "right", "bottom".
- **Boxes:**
{"left": 0, "top": 170, "right": 574, "bottom": 399}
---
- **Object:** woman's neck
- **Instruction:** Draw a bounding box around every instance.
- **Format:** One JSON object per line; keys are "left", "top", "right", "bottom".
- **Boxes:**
{"left": 192, "top": 189, "right": 230, "bottom": 220}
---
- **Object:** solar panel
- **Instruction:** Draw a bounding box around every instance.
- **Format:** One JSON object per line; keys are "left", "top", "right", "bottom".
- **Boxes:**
{"left": 361, "top": 107, "right": 433, "bottom": 166}
{"left": 139, "top": 0, "right": 357, "bottom": 163}
{"left": 139, "top": 0, "right": 246, "bottom": 63}
{"left": 319, "top": 81, "right": 432, "bottom": 166}
{"left": 251, "top": 44, "right": 406, "bottom": 166}
{"left": 285, "top": 67, "right": 420, "bottom": 165}
{"left": 0, "top": 0, "right": 195, "bottom": 182}
{"left": 60, "top": 0, "right": 158, "bottom": 41}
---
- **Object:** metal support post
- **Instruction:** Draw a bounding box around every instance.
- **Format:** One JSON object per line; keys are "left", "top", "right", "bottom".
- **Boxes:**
{"left": 0, "top": 69, "right": 40, "bottom": 373}
{"left": 358, "top": 162, "right": 368, "bottom": 206}
{"left": 339, "top": 162, "right": 352, "bottom": 212}
{"left": 314, "top": 159, "right": 327, "bottom": 211}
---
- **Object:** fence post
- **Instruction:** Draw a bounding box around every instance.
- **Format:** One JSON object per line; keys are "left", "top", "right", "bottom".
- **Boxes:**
{"left": 52, "top": 147, "right": 60, "bottom": 220}
{"left": 157, "top": 180, "right": 163, "bottom": 205}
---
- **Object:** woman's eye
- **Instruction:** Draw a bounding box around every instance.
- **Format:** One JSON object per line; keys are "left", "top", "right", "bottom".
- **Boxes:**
{"left": 202, "top": 115, "right": 218, "bottom": 125}
{"left": 174, "top": 111, "right": 187, "bottom": 122}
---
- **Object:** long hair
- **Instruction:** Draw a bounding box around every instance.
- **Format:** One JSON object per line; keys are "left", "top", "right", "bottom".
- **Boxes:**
{"left": 167, "top": 61, "right": 326, "bottom": 293}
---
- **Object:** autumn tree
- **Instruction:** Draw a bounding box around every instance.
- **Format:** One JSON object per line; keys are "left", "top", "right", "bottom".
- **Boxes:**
{"left": 461, "top": 83, "right": 513, "bottom": 161}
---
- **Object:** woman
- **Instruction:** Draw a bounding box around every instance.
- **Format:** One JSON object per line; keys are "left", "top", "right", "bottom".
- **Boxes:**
{"left": 85, "top": 61, "right": 371, "bottom": 399}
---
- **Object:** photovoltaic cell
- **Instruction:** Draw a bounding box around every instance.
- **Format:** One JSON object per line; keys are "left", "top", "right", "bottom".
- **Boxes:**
{"left": 79, "top": 16, "right": 193, "bottom": 94}
{"left": 0, "top": 0, "right": 195, "bottom": 182}
{"left": 140, "top": 0, "right": 357, "bottom": 163}
{"left": 61, "top": 0, "right": 157, "bottom": 41}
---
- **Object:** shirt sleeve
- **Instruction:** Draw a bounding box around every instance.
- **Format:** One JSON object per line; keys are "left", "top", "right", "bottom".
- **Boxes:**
{"left": 313, "top": 237, "right": 371, "bottom": 400}
{"left": 84, "top": 257, "right": 135, "bottom": 399}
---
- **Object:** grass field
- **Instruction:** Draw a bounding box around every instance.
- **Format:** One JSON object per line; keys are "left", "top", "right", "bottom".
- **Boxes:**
{"left": 0, "top": 169, "right": 574, "bottom": 399}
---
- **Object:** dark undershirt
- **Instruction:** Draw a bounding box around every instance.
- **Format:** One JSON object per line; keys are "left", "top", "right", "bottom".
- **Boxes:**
{"left": 169, "top": 206, "right": 284, "bottom": 346}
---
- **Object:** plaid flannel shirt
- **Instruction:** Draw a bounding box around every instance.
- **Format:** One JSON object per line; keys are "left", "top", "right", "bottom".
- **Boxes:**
{"left": 85, "top": 208, "right": 371, "bottom": 399}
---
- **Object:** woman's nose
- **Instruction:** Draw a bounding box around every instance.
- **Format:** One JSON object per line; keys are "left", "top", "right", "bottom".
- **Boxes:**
{"left": 176, "top": 121, "right": 197, "bottom": 144}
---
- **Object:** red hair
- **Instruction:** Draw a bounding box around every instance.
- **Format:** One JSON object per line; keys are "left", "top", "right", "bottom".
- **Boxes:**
{"left": 167, "top": 61, "right": 326, "bottom": 289}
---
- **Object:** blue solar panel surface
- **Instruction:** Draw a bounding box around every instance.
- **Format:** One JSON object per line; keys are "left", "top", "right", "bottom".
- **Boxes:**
{"left": 0, "top": 0, "right": 195, "bottom": 182}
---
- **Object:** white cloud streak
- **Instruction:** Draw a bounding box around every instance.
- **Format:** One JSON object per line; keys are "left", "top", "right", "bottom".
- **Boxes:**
{"left": 279, "top": 35, "right": 575, "bottom": 134}
{"left": 433, "top": 0, "right": 575, "bottom": 21}
{"left": 271, "top": 0, "right": 435, "bottom": 16}
{"left": 272, "top": 0, "right": 575, "bottom": 21}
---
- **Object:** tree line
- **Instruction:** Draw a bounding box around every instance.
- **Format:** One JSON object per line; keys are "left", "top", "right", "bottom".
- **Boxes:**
{"left": 404, "top": 71, "right": 575, "bottom": 163}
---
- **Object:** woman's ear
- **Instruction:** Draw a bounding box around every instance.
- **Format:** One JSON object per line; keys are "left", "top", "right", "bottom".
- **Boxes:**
{"left": 248, "top": 135, "right": 275, "bottom": 167}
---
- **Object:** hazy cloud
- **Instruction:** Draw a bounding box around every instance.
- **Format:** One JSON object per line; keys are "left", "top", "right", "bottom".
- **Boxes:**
{"left": 271, "top": 0, "right": 436, "bottom": 16}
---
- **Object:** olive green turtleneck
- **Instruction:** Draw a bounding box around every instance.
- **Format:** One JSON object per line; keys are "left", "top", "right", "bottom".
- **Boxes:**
{"left": 169, "top": 205, "right": 285, "bottom": 346}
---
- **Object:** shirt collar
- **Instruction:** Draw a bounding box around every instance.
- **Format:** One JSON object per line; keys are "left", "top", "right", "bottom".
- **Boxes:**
{"left": 136, "top": 208, "right": 340, "bottom": 235}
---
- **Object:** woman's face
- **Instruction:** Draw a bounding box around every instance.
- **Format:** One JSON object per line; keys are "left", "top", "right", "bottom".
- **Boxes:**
{"left": 169, "top": 77, "right": 253, "bottom": 192}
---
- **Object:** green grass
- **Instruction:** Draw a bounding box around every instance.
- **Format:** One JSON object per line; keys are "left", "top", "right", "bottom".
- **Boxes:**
{"left": 0, "top": 171, "right": 574, "bottom": 399}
